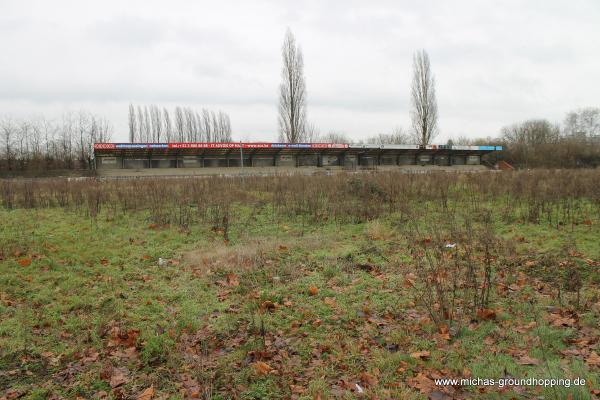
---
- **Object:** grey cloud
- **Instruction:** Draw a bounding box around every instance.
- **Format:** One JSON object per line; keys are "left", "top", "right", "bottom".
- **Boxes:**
{"left": 86, "top": 16, "right": 166, "bottom": 47}
{"left": 0, "top": 17, "right": 29, "bottom": 33}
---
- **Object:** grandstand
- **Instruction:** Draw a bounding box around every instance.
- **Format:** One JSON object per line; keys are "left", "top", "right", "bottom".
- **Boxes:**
{"left": 93, "top": 142, "right": 502, "bottom": 173}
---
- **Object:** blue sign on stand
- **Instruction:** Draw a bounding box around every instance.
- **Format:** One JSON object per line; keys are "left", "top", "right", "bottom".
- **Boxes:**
{"left": 115, "top": 143, "right": 148, "bottom": 149}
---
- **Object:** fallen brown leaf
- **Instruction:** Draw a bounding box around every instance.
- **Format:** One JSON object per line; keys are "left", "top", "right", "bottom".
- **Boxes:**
{"left": 360, "top": 371, "right": 378, "bottom": 387}
{"left": 81, "top": 348, "right": 99, "bottom": 364}
{"left": 407, "top": 372, "right": 436, "bottom": 394}
{"left": 517, "top": 355, "right": 541, "bottom": 365}
{"left": 323, "top": 297, "right": 337, "bottom": 307}
{"left": 18, "top": 257, "right": 32, "bottom": 267}
{"left": 438, "top": 323, "right": 451, "bottom": 340}
{"left": 136, "top": 386, "right": 155, "bottom": 400}
{"left": 226, "top": 273, "right": 239, "bottom": 286}
{"left": 550, "top": 316, "right": 576, "bottom": 327}
{"left": 109, "top": 326, "right": 140, "bottom": 348}
{"left": 290, "top": 384, "right": 305, "bottom": 394}
{"left": 261, "top": 300, "right": 277, "bottom": 311}
{"left": 428, "top": 390, "right": 454, "bottom": 400}
{"left": 252, "top": 361, "right": 273, "bottom": 376}
{"left": 476, "top": 308, "right": 496, "bottom": 321}
{"left": 109, "top": 368, "right": 129, "bottom": 388}
{"left": 586, "top": 351, "right": 600, "bottom": 367}
{"left": 410, "top": 350, "right": 431, "bottom": 360}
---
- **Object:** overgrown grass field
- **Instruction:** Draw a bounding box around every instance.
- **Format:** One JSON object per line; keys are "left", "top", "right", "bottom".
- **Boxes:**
{"left": 1, "top": 170, "right": 599, "bottom": 399}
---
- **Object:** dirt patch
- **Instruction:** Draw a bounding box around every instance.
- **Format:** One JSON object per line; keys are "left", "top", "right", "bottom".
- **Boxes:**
{"left": 183, "top": 239, "right": 277, "bottom": 275}
{"left": 182, "top": 233, "right": 337, "bottom": 276}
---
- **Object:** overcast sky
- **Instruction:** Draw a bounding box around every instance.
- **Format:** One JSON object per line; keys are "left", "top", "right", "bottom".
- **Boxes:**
{"left": 1, "top": 0, "right": 599, "bottom": 142}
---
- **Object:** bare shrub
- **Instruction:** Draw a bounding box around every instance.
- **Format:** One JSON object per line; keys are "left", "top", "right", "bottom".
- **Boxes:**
{"left": 0, "top": 169, "right": 598, "bottom": 233}
{"left": 403, "top": 212, "right": 504, "bottom": 335}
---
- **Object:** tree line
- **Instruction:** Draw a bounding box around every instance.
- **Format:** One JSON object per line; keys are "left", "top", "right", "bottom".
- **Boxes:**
{"left": 128, "top": 105, "right": 232, "bottom": 143}
{"left": 0, "top": 105, "right": 233, "bottom": 175}
{"left": 449, "top": 107, "right": 600, "bottom": 168}
{"left": 1, "top": 111, "right": 111, "bottom": 174}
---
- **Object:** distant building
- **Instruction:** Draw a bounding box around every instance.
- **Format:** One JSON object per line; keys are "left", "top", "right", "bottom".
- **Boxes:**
{"left": 93, "top": 142, "right": 502, "bottom": 171}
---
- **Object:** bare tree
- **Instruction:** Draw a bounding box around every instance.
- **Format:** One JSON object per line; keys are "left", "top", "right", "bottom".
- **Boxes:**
{"left": 447, "top": 136, "right": 475, "bottom": 145}
{"left": 563, "top": 107, "right": 600, "bottom": 139}
{"left": 94, "top": 116, "right": 112, "bottom": 147}
{"left": 501, "top": 119, "right": 560, "bottom": 168}
{"left": 202, "top": 109, "right": 212, "bottom": 142}
{"left": 213, "top": 111, "right": 232, "bottom": 142}
{"left": 163, "top": 108, "right": 172, "bottom": 142}
{"left": 0, "top": 111, "right": 112, "bottom": 173}
{"left": 502, "top": 119, "right": 560, "bottom": 146}
{"left": 211, "top": 111, "right": 219, "bottom": 141}
{"left": 60, "top": 112, "right": 75, "bottom": 168}
{"left": 40, "top": 117, "right": 57, "bottom": 168}
{"left": 319, "top": 130, "right": 349, "bottom": 143}
{"left": 175, "top": 107, "right": 185, "bottom": 141}
{"left": 410, "top": 50, "right": 438, "bottom": 145}
{"left": 150, "top": 105, "right": 162, "bottom": 142}
{"left": 278, "top": 28, "right": 307, "bottom": 143}
{"left": 191, "top": 109, "right": 200, "bottom": 141}
{"left": 136, "top": 106, "right": 145, "bottom": 142}
{"left": 184, "top": 107, "right": 195, "bottom": 141}
{"left": 143, "top": 107, "right": 151, "bottom": 142}
{"left": 369, "top": 127, "right": 411, "bottom": 144}
{"left": 128, "top": 104, "right": 136, "bottom": 142}
{"left": 1, "top": 116, "right": 16, "bottom": 171}
{"left": 128, "top": 104, "right": 233, "bottom": 143}
{"left": 194, "top": 111, "right": 207, "bottom": 141}
{"left": 304, "top": 122, "right": 320, "bottom": 142}
{"left": 221, "top": 111, "right": 232, "bottom": 141}
{"left": 76, "top": 111, "right": 91, "bottom": 167}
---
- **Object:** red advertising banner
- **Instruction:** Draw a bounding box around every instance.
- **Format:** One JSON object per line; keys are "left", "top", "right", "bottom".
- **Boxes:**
{"left": 242, "top": 143, "right": 272, "bottom": 149}
{"left": 169, "top": 143, "right": 242, "bottom": 149}
{"left": 93, "top": 143, "right": 117, "bottom": 149}
{"left": 169, "top": 142, "right": 274, "bottom": 149}
{"left": 94, "top": 142, "right": 350, "bottom": 150}
{"left": 310, "top": 143, "right": 349, "bottom": 149}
